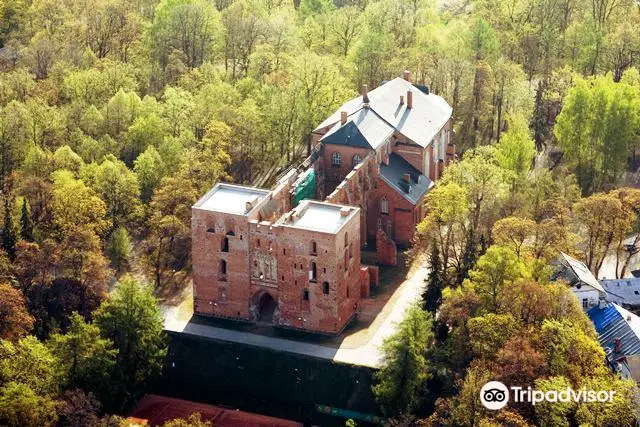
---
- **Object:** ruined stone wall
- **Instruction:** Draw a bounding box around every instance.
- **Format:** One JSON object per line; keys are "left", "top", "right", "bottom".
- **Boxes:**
{"left": 325, "top": 153, "right": 377, "bottom": 245}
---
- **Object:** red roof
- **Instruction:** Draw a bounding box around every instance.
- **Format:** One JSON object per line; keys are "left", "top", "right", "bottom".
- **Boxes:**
{"left": 128, "top": 394, "right": 302, "bottom": 427}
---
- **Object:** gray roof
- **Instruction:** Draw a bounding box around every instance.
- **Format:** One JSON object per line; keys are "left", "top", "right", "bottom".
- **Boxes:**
{"left": 589, "top": 303, "right": 640, "bottom": 357}
{"left": 379, "top": 153, "right": 433, "bottom": 205}
{"left": 314, "top": 77, "right": 452, "bottom": 148}
{"left": 193, "top": 183, "right": 270, "bottom": 215}
{"left": 601, "top": 278, "right": 640, "bottom": 307}
{"left": 320, "top": 108, "right": 394, "bottom": 150}
{"left": 279, "top": 201, "right": 358, "bottom": 234}
{"left": 552, "top": 252, "right": 607, "bottom": 294}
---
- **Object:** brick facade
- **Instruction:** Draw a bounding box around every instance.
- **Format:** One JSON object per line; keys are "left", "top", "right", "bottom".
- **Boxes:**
{"left": 192, "top": 71, "right": 454, "bottom": 334}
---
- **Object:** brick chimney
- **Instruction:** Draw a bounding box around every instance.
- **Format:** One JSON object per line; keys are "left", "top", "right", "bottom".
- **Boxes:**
{"left": 403, "top": 173, "right": 411, "bottom": 183}
{"left": 400, "top": 95, "right": 404, "bottom": 105}
{"left": 340, "top": 111, "right": 347, "bottom": 125}
{"left": 407, "top": 90, "right": 413, "bottom": 109}
{"left": 340, "top": 207, "right": 350, "bottom": 217}
{"left": 362, "top": 84, "right": 369, "bottom": 103}
{"left": 403, "top": 70, "right": 411, "bottom": 82}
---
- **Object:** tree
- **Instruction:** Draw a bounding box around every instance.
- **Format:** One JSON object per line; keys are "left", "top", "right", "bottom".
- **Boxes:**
{"left": 555, "top": 77, "right": 640, "bottom": 193}
{"left": 539, "top": 319, "right": 608, "bottom": 384}
{"left": 492, "top": 217, "right": 536, "bottom": 258}
{"left": 573, "top": 192, "right": 633, "bottom": 276}
{"left": 0, "top": 336, "right": 58, "bottom": 395}
{"left": 494, "top": 113, "right": 536, "bottom": 189}
{"left": 2, "top": 199, "right": 17, "bottom": 260}
{"left": 50, "top": 170, "right": 110, "bottom": 238}
{"left": 423, "top": 243, "right": 444, "bottom": 312}
{"left": 0, "top": 382, "right": 59, "bottom": 427}
{"left": 108, "top": 226, "right": 132, "bottom": 273}
{"left": 93, "top": 277, "right": 167, "bottom": 409}
{"left": 134, "top": 145, "right": 166, "bottom": 202}
{"left": 0, "top": 283, "right": 34, "bottom": 341}
{"left": 19, "top": 198, "right": 33, "bottom": 242}
{"left": 373, "top": 304, "right": 433, "bottom": 416}
{"left": 466, "top": 246, "right": 527, "bottom": 312}
{"left": 48, "top": 312, "right": 117, "bottom": 399}
{"left": 163, "top": 413, "right": 213, "bottom": 427}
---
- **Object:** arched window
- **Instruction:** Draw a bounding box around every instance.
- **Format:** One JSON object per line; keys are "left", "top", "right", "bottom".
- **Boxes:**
{"left": 323, "top": 281, "right": 330, "bottom": 295}
{"left": 380, "top": 197, "right": 389, "bottom": 214}
{"left": 310, "top": 240, "right": 317, "bottom": 255}
{"left": 331, "top": 152, "right": 342, "bottom": 166}
{"left": 221, "top": 237, "right": 229, "bottom": 252}
{"left": 352, "top": 154, "right": 362, "bottom": 168}
{"left": 302, "top": 289, "right": 309, "bottom": 301}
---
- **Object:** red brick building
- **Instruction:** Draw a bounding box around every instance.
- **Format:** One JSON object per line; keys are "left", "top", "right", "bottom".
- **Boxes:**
{"left": 312, "top": 71, "right": 455, "bottom": 247}
{"left": 192, "top": 71, "right": 453, "bottom": 334}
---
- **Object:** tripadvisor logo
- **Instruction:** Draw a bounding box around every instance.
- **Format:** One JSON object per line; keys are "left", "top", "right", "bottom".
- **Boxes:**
{"left": 480, "top": 381, "right": 617, "bottom": 410}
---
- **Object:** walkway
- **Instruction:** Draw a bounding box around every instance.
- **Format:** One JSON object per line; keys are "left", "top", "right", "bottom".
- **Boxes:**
{"left": 164, "top": 266, "right": 428, "bottom": 369}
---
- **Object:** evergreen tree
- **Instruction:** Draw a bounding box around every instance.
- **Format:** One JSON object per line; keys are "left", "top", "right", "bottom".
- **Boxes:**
{"left": 93, "top": 277, "right": 167, "bottom": 410}
{"left": 2, "top": 200, "right": 17, "bottom": 260}
{"left": 19, "top": 198, "right": 33, "bottom": 242}
{"left": 457, "top": 229, "right": 478, "bottom": 285}
{"left": 423, "top": 243, "right": 444, "bottom": 313}
{"left": 373, "top": 304, "right": 434, "bottom": 417}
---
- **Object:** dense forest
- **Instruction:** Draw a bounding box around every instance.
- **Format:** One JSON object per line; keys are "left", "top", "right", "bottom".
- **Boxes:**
{"left": 1, "top": 0, "right": 640, "bottom": 425}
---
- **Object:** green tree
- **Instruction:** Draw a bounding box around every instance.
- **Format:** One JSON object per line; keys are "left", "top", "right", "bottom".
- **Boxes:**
{"left": 0, "top": 382, "right": 59, "bottom": 427}
{"left": 108, "top": 226, "right": 132, "bottom": 273}
{"left": 1, "top": 200, "right": 17, "bottom": 260}
{"left": 134, "top": 145, "right": 166, "bottom": 202}
{"left": 19, "top": 198, "right": 33, "bottom": 242}
{"left": 422, "top": 243, "right": 444, "bottom": 312}
{"left": 466, "top": 246, "right": 527, "bottom": 312}
{"left": 373, "top": 304, "right": 433, "bottom": 416}
{"left": 48, "top": 312, "right": 117, "bottom": 400}
{"left": 93, "top": 277, "right": 167, "bottom": 409}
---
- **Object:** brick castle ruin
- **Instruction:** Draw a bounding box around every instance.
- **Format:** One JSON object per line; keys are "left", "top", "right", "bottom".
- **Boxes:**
{"left": 191, "top": 71, "right": 455, "bottom": 334}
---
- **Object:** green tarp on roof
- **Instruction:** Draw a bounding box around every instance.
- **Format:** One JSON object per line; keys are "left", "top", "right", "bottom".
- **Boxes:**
{"left": 292, "top": 169, "right": 315, "bottom": 207}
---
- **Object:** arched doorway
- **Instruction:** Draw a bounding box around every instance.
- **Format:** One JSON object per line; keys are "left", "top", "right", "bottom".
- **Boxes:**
{"left": 256, "top": 292, "right": 277, "bottom": 324}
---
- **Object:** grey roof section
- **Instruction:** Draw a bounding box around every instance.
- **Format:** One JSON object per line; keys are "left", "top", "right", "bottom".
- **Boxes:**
{"left": 320, "top": 108, "right": 394, "bottom": 150}
{"left": 552, "top": 252, "right": 607, "bottom": 294}
{"left": 278, "top": 201, "right": 358, "bottom": 234}
{"left": 379, "top": 153, "right": 434, "bottom": 205}
{"left": 588, "top": 303, "right": 640, "bottom": 357}
{"left": 194, "top": 183, "right": 270, "bottom": 215}
{"left": 314, "top": 77, "right": 452, "bottom": 148}
{"left": 601, "top": 278, "right": 640, "bottom": 307}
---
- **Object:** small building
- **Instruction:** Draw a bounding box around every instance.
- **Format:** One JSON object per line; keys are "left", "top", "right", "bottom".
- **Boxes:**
{"left": 588, "top": 302, "right": 640, "bottom": 381}
{"left": 551, "top": 252, "right": 607, "bottom": 310}
{"left": 601, "top": 278, "right": 640, "bottom": 310}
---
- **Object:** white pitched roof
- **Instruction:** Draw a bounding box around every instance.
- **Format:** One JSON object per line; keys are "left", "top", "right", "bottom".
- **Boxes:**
{"left": 314, "top": 77, "right": 452, "bottom": 148}
{"left": 560, "top": 252, "right": 607, "bottom": 294}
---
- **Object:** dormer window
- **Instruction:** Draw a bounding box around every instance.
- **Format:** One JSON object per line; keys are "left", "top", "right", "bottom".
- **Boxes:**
{"left": 331, "top": 152, "right": 342, "bottom": 166}
{"left": 352, "top": 154, "right": 362, "bottom": 168}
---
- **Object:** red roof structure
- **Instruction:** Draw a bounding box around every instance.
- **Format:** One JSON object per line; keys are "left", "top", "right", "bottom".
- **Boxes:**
{"left": 128, "top": 394, "right": 302, "bottom": 427}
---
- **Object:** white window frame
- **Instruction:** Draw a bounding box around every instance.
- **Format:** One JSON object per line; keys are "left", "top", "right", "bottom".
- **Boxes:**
{"left": 380, "top": 197, "right": 389, "bottom": 214}
{"left": 331, "top": 152, "right": 342, "bottom": 166}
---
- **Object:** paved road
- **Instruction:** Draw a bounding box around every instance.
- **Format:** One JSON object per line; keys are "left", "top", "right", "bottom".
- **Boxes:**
{"left": 164, "top": 266, "right": 427, "bottom": 369}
